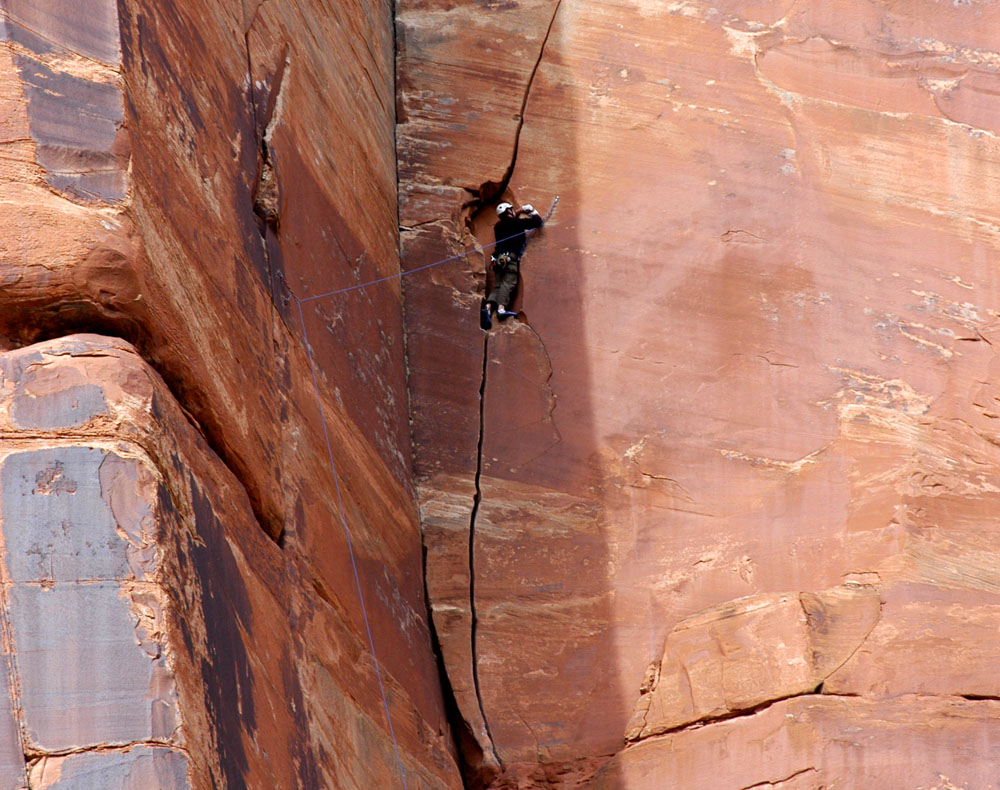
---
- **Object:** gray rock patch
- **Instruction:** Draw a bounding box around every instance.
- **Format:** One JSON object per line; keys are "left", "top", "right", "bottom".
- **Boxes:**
{"left": 2, "top": 448, "right": 128, "bottom": 583}
{"left": 10, "top": 384, "right": 107, "bottom": 430}
{"left": 31, "top": 747, "right": 189, "bottom": 790}
{"left": 9, "top": 583, "right": 167, "bottom": 750}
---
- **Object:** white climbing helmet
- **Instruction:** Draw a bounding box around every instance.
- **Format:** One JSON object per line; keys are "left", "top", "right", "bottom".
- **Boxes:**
{"left": 496, "top": 202, "right": 513, "bottom": 216}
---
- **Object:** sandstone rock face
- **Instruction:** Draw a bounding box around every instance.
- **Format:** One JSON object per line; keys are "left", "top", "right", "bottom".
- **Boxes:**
{"left": 5, "top": 0, "right": 1000, "bottom": 786}
{"left": 0, "top": 333, "right": 458, "bottom": 789}
{"left": 625, "top": 585, "right": 881, "bottom": 740}
{"left": 594, "top": 695, "right": 1000, "bottom": 790}
{"left": 0, "top": 1, "right": 460, "bottom": 788}
{"left": 398, "top": 0, "right": 1000, "bottom": 785}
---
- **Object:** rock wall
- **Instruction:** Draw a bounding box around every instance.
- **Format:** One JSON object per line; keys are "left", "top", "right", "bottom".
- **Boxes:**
{"left": 0, "top": 0, "right": 461, "bottom": 788}
{"left": 5, "top": 0, "right": 1000, "bottom": 787}
{"left": 398, "top": 0, "right": 1000, "bottom": 787}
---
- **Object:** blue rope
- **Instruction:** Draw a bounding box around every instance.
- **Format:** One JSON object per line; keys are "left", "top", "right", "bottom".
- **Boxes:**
{"left": 298, "top": 198, "right": 558, "bottom": 302}
{"left": 296, "top": 298, "right": 410, "bottom": 789}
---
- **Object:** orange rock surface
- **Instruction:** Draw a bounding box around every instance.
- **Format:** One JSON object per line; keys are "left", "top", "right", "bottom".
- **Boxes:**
{"left": 0, "top": 0, "right": 459, "bottom": 787}
{"left": 398, "top": 0, "right": 1000, "bottom": 786}
{"left": 4, "top": 0, "right": 1000, "bottom": 787}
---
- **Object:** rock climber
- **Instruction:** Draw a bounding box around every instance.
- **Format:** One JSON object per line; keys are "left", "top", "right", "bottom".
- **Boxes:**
{"left": 481, "top": 201, "right": 543, "bottom": 330}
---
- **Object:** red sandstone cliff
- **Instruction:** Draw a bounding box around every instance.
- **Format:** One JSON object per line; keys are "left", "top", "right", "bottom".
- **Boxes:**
{"left": 3, "top": 0, "right": 1000, "bottom": 788}
{"left": 398, "top": 0, "right": 1000, "bottom": 787}
{"left": 0, "top": 0, "right": 459, "bottom": 787}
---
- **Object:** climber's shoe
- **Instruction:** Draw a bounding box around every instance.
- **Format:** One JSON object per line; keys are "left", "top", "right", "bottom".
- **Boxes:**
{"left": 480, "top": 307, "right": 492, "bottom": 330}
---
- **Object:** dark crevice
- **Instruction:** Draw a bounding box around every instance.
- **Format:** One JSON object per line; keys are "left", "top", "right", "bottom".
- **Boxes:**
{"left": 629, "top": 691, "right": 863, "bottom": 745}
{"left": 475, "top": 0, "right": 562, "bottom": 209}
{"left": 422, "top": 541, "right": 496, "bottom": 790}
{"left": 739, "top": 766, "right": 818, "bottom": 790}
{"left": 470, "top": 332, "right": 502, "bottom": 774}
{"left": 241, "top": 29, "right": 286, "bottom": 546}
{"left": 399, "top": 2, "right": 560, "bottom": 785}
{"left": 249, "top": 42, "right": 287, "bottom": 232}
{"left": 393, "top": 0, "right": 483, "bottom": 779}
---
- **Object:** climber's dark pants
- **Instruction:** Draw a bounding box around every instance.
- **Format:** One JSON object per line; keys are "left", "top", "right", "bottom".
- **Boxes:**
{"left": 487, "top": 262, "right": 519, "bottom": 308}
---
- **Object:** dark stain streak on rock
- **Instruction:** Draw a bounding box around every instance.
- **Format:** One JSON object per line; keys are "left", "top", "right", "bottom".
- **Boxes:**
{"left": 190, "top": 479, "right": 256, "bottom": 789}
{"left": 124, "top": 6, "right": 207, "bottom": 135}
{"left": 12, "top": 54, "right": 126, "bottom": 202}
{"left": 283, "top": 656, "right": 321, "bottom": 787}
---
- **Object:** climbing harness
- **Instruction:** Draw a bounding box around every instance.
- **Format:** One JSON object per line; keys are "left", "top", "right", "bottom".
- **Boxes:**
{"left": 491, "top": 251, "right": 515, "bottom": 268}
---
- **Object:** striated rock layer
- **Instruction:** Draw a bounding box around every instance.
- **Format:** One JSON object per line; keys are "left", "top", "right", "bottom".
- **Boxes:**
{"left": 398, "top": 0, "right": 1000, "bottom": 786}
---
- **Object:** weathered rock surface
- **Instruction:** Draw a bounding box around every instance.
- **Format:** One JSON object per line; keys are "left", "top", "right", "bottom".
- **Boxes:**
{"left": 0, "top": 334, "right": 460, "bottom": 789}
{"left": 29, "top": 747, "right": 190, "bottom": 790}
{"left": 398, "top": 0, "right": 1000, "bottom": 785}
{"left": 625, "top": 585, "right": 881, "bottom": 740}
{"left": 6, "top": 0, "right": 1000, "bottom": 785}
{"left": 595, "top": 695, "right": 1000, "bottom": 790}
{"left": 0, "top": 0, "right": 461, "bottom": 786}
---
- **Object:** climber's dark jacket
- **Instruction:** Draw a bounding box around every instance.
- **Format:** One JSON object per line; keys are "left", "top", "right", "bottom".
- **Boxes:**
{"left": 488, "top": 211, "right": 543, "bottom": 309}
{"left": 493, "top": 212, "right": 543, "bottom": 262}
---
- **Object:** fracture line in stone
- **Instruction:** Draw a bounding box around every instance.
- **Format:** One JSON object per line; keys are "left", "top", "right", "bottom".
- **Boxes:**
{"left": 295, "top": 298, "right": 409, "bottom": 789}
{"left": 278, "top": 196, "right": 559, "bottom": 783}
{"left": 488, "top": 0, "right": 563, "bottom": 204}
{"left": 0, "top": 577, "right": 28, "bottom": 785}
{"left": 470, "top": 332, "right": 502, "bottom": 766}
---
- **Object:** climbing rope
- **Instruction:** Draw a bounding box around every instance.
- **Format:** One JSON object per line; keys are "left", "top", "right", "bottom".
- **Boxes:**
{"left": 297, "top": 196, "right": 559, "bottom": 302}
{"left": 295, "top": 297, "right": 410, "bottom": 788}
{"left": 285, "top": 196, "right": 558, "bottom": 787}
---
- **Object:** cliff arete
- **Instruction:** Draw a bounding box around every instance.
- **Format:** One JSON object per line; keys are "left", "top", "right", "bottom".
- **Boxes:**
{"left": 1, "top": 0, "right": 1000, "bottom": 788}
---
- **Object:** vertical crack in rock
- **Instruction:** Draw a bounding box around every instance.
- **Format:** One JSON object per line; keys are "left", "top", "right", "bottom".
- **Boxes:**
{"left": 421, "top": 544, "right": 488, "bottom": 790}
{"left": 243, "top": 0, "right": 269, "bottom": 35}
{"left": 252, "top": 46, "right": 288, "bottom": 230}
{"left": 470, "top": 332, "right": 502, "bottom": 771}
{"left": 0, "top": 572, "right": 29, "bottom": 787}
{"left": 479, "top": 0, "right": 562, "bottom": 205}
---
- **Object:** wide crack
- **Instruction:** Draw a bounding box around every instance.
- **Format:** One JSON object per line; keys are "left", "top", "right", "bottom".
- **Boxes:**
{"left": 470, "top": 332, "right": 502, "bottom": 773}
{"left": 421, "top": 541, "right": 494, "bottom": 790}
{"left": 476, "top": 0, "right": 563, "bottom": 207}
{"left": 398, "top": 2, "right": 563, "bottom": 785}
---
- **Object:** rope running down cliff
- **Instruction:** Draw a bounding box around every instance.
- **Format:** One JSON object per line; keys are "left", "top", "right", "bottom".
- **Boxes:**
{"left": 295, "top": 297, "right": 410, "bottom": 788}
{"left": 282, "top": 196, "right": 557, "bottom": 788}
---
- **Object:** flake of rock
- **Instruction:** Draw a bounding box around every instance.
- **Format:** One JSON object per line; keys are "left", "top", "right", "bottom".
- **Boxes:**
{"left": 595, "top": 696, "right": 1000, "bottom": 790}
{"left": 626, "top": 586, "right": 880, "bottom": 740}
